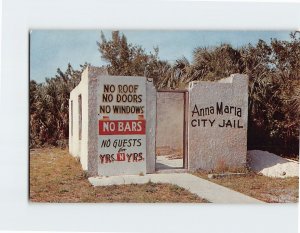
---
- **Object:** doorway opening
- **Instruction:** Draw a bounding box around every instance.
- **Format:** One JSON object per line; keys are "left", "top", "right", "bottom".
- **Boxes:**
{"left": 155, "top": 90, "right": 188, "bottom": 171}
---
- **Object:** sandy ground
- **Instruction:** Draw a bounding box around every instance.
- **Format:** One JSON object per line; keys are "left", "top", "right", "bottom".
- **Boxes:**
{"left": 156, "top": 155, "right": 183, "bottom": 170}
{"left": 248, "top": 150, "right": 299, "bottom": 178}
{"left": 156, "top": 150, "right": 299, "bottom": 179}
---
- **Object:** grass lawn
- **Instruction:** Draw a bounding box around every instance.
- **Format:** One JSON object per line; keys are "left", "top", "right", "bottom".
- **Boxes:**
{"left": 193, "top": 171, "right": 299, "bottom": 203}
{"left": 30, "top": 148, "right": 206, "bottom": 203}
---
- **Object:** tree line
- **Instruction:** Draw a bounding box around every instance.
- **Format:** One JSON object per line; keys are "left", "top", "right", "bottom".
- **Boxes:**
{"left": 30, "top": 31, "right": 300, "bottom": 157}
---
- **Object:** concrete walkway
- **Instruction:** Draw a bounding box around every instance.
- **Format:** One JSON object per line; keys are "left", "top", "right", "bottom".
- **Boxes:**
{"left": 89, "top": 173, "right": 264, "bottom": 203}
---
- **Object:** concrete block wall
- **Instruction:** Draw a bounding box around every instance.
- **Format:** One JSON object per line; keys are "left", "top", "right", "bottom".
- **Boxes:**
{"left": 97, "top": 75, "right": 148, "bottom": 176}
{"left": 146, "top": 78, "right": 156, "bottom": 173}
{"left": 69, "top": 68, "right": 248, "bottom": 174}
{"left": 188, "top": 74, "right": 248, "bottom": 171}
{"left": 156, "top": 92, "right": 184, "bottom": 152}
{"left": 87, "top": 67, "right": 108, "bottom": 176}
{"left": 69, "top": 67, "right": 155, "bottom": 175}
{"left": 69, "top": 68, "right": 89, "bottom": 170}
{"left": 69, "top": 66, "right": 107, "bottom": 171}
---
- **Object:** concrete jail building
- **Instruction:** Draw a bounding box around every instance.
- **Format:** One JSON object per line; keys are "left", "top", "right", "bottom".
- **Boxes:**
{"left": 69, "top": 66, "right": 248, "bottom": 176}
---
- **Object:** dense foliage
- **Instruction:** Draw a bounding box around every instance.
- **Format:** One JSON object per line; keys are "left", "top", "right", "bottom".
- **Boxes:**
{"left": 30, "top": 31, "right": 300, "bottom": 156}
{"left": 30, "top": 63, "right": 88, "bottom": 147}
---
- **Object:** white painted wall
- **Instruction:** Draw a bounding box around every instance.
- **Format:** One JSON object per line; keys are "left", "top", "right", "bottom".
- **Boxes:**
{"left": 69, "top": 68, "right": 89, "bottom": 170}
{"left": 97, "top": 75, "right": 147, "bottom": 176}
{"left": 69, "top": 67, "right": 156, "bottom": 175}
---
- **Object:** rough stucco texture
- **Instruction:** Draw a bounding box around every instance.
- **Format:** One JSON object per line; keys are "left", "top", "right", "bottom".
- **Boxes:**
{"left": 156, "top": 92, "right": 184, "bottom": 153}
{"left": 87, "top": 67, "right": 108, "bottom": 176}
{"left": 188, "top": 74, "right": 248, "bottom": 171}
{"left": 69, "top": 68, "right": 89, "bottom": 170}
{"left": 70, "top": 68, "right": 248, "bottom": 174}
{"left": 146, "top": 79, "right": 156, "bottom": 173}
{"left": 97, "top": 75, "right": 147, "bottom": 176}
{"left": 70, "top": 67, "right": 156, "bottom": 176}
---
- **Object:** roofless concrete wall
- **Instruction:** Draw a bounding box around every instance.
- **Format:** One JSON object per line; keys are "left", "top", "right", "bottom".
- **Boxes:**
{"left": 69, "top": 67, "right": 248, "bottom": 176}
{"left": 69, "top": 66, "right": 156, "bottom": 176}
{"left": 188, "top": 74, "right": 248, "bottom": 171}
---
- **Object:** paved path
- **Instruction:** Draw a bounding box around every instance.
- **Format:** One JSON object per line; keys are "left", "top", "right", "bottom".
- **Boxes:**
{"left": 89, "top": 173, "right": 264, "bottom": 203}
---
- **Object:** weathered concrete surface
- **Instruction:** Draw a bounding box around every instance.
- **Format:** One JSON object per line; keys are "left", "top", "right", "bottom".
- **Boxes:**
{"left": 97, "top": 75, "right": 147, "bottom": 176}
{"left": 70, "top": 69, "right": 249, "bottom": 176}
{"left": 146, "top": 78, "right": 156, "bottom": 174}
{"left": 89, "top": 173, "right": 263, "bottom": 203}
{"left": 156, "top": 92, "right": 184, "bottom": 152}
{"left": 69, "top": 66, "right": 107, "bottom": 173}
{"left": 69, "top": 67, "right": 156, "bottom": 176}
{"left": 248, "top": 150, "right": 299, "bottom": 178}
{"left": 87, "top": 67, "right": 108, "bottom": 176}
{"left": 69, "top": 67, "right": 89, "bottom": 170}
{"left": 188, "top": 74, "right": 248, "bottom": 171}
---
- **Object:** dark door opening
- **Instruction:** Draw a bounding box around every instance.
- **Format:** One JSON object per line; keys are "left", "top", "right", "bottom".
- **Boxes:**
{"left": 155, "top": 90, "right": 188, "bottom": 170}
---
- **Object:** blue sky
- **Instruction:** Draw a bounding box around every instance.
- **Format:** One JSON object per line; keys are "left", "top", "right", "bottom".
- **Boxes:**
{"left": 30, "top": 30, "right": 291, "bottom": 83}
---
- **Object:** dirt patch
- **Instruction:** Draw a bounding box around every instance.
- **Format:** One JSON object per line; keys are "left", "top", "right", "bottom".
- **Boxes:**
{"left": 30, "top": 148, "right": 205, "bottom": 203}
{"left": 193, "top": 171, "right": 298, "bottom": 203}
